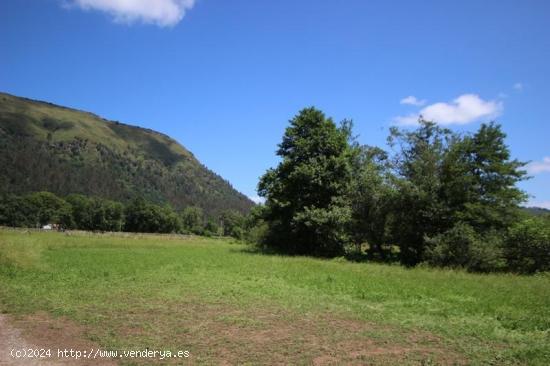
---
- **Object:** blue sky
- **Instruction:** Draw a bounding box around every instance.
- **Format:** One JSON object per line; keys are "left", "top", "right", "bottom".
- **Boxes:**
{"left": 1, "top": 0, "right": 549, "bottom": 207}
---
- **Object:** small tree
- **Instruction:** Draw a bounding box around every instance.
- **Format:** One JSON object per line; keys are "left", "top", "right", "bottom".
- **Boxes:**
{"left": 349, "top": 145, "right": 395, "bottom": 259}
{"left": 388, "top": 121, "right": 453, "bottom": 265}
{"left": 124, "top": 199, "right": 180, "bottom": 233}
{"left": 203, "top": 219, "right": 220, "bottom": 236}
{"left": 505, "top": 217, "right": 550, "bottom": 274}
{"left": 25, "top": 191, "right": 73, "bottom": 228}
{"left": 0, "top": 194, "right": 36, "bottom": 227}
{"left": 66, "top": 194, "right": 93, "bottom": 229}
{"left": 220, "top": 210, "right": 245, "bottom": 239}
{"left": 181, "top": 206, "right": 204, "bottom": 234}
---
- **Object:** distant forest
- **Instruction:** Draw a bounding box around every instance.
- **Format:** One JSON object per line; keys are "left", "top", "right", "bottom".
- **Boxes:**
{"left": 0, "top": 191, "right": 249, "bottom": 239}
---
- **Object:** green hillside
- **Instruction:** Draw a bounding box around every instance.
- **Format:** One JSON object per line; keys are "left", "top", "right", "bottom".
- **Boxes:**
{"left": 0, "top": 92, "right": 253, "bottom": 216}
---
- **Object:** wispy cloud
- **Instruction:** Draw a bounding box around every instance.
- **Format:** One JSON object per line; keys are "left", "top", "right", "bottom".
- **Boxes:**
{"left": 400, "top": 96, "right": 426, "bottom": 107}
{"left": 67, "top": 0, "right": 196, "bottom": 27}
{"left": 525, "top": 200, "right": 550, "bottom": 210}
{"left": 248, "top": 195, "right": 266, "bottom": 205}
{"left": 527, "top": 157, "right": 550, "bottom": 175}
{"left": 394, "top": 94, "right": 503, "bottom": 126}
{"left": 513, "top": 82, "right": 524, "bottom": 91}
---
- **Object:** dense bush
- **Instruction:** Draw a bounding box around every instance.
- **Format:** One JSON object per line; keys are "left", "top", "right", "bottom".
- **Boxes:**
{"left": 0, "top": 194, "right": 36, "bottom": 227}
{"left": 203, "top": 219, "right": 220, "bottom": 237}
{"left": 242, "top": 205, "right": 268, "bottom": 245}
{"left": 505, "top": 217, "right": 550, "bottom": 274}
{"left": 124, "top": 199, "right": 181, "bottom": 233}
{"left": 220, "top": 210, "right": 246, "bottom": 239}
{"left": 425, "top": 223, "right": 506, "bottom": 272}
{"left": 66, "top": 194, "right": 124, "bottom": 231}
{"left": 180, "top": 206, "right": 204, "bottom": 234}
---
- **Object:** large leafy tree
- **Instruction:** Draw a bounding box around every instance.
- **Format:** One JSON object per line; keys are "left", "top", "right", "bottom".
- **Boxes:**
{"left": 258, "top": 108, "right": 354, "bottom": 256}
{"left": 390, "top": 120, "right": 527, "bottom": 266}
{"left": 348, "top": 145, "right": 395, "bottom": 259}
{"left": 25, "top": 191, "right": 73, "bottom": 228}
{"left": 389, "top": 121, "right": 454, "bottom": 265}
{"left": 124, "top": 199, "right": 181, "bottom": 233}
{"left": 444, "top": 123, "right": 527, "bottom": 230}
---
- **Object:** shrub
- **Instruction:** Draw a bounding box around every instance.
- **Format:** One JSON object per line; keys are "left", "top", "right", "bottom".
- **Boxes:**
{"left": 425, "top": 223, "right": 506, "bottom": 272}
{"left": 124, "top": 199, "right": 181, "bottom": 233}
{"left": 180, "top": 206, "right": 204, "bottom": 235}
{"left": 505, "top": 218, "right": 550, "bottom": 274}
{"left": 220, "top": 210, "right": 245, "bottom": 239}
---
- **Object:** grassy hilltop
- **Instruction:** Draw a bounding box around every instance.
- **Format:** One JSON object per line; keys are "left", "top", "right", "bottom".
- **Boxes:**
{"left": 0, "top": 92, "right": 253, "bottom": 216}
{"left": 1, "top": 229, "right": 549, "bottom": 365}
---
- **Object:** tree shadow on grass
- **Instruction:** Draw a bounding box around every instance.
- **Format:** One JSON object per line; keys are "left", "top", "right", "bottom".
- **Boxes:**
{"left": 231, "top": 242, "right": 400, "bottom": 265}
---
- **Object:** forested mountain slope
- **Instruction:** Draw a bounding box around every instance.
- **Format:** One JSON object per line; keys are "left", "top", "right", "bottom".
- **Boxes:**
{"left": 0, "top": 92, "right": 253, "bottom": 215}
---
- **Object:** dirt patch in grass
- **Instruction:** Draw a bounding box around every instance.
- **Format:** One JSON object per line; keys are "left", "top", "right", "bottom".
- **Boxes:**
{"left": 0, "top": 299, "right": 468, "bottom": 365}
{"left": 0, "top": 312, "right": 118, "bottom": 365}
{"left": 85, "top": 298, "right": 468, "bottom": 365}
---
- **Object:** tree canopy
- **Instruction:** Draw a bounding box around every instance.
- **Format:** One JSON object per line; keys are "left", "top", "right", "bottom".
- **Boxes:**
{"left": 258, "top": 107, "right": 354, "bottom": 256}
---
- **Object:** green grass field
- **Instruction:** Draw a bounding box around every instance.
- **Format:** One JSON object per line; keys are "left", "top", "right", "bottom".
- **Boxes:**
{"left": 0, "top": 229, "right": 549, "bottom": 365}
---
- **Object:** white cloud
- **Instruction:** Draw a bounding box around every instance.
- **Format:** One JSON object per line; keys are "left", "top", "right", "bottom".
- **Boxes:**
{"left": 248, "top": 195, "right": 266, "bottom": 205}
{"left": 513, "top": 82, "right": 523, "bottom": 91}
{"left": 400, "top": 96, "right": 426, "bottom": 107}
{"left": 525, "top": 200, "right": 550, "bottom": 210}
{"left": 394, "top": 94, "right": 503, "bottom": 126}
{"left": 68, "top": 0, "right": 196, "bottom": 27}
{"left": 527, "top": 157, "right": 550, "bottom": 175}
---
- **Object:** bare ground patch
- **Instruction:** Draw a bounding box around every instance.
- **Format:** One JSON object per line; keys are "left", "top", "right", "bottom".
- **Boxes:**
{"left": 0, "top": 312, "right": 118, "bottom": 366}
{"left": 83, "top": 298, "right": 468, "bottom": 365}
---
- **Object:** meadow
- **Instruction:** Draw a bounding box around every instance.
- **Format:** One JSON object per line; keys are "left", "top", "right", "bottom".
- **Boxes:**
{"left": 0, "top": 229, "right": 549, "bottom": 365}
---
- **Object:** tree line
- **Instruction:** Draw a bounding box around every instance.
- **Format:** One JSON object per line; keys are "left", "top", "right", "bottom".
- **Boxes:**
{"left": 255, "top": 107, "right": 550, "bottom": 274}
{"left": 0, "top": 192, "right": 248, "bottom": 238}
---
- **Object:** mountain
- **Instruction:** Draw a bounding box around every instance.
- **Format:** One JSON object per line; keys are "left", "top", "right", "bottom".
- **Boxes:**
{"left": 0, "top": 92, "right": 253, "bottom": 216}
{"left": 522, "top": 206, "right": 550, "bottom": 216}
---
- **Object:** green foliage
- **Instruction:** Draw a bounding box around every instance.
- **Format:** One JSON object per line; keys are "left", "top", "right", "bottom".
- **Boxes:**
{"left": 1, "top": 190, "right": 244, "bottom": 236}
{"left": 256, "top": 110, "right": 539, "bottom": 273}
{"left": 425, "top": 223, "right": 506, "bottom": 272}
{"left": 65, "top": 194, "right": 93, "bottom": 229}
{"left": 65, "top": 194, "right": 124, "bottom": 231}
{"left": 348, "top": 145, "right": 395, "bottom": 259}
{"left": 445, "top": 123, "right": 527, "bottom": 230}
{"left": 25, "top": 191, "right": 73, "bottom": 227}
{"left": 203, "top": 219, "right": 220, "bottom": 236}
{"left": 242, "top": 205, "right": 269, "bottom": 245}
{"left": 0, "top": 194, "right": 36, "bottom": 227}
{"left": 388, "top": 121, "right": 458, "bottom": 265}
{"left": 389, "top": 120, "right": 527, "bottom": 266}
{"left": 220, "top": 210, "right": 245, "bottom": 239}
{"left": 505, "top": 217, "right": 550, "bottom": 274}
{"left": 124, "top": 199, "right": 181, "bottom": 233}
{"left": 258, "top": 108, "right": 354, "bottom": 256}
{"left": 181, "top": 206, "right": 204, "bottom": 234}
